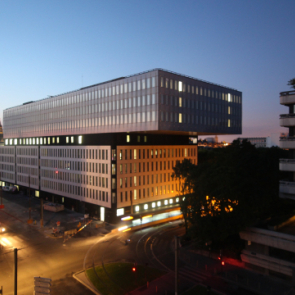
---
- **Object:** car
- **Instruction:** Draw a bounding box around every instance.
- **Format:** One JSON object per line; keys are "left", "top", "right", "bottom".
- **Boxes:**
{"left": 2, "top": 185, "right": 18, "bottom": 194}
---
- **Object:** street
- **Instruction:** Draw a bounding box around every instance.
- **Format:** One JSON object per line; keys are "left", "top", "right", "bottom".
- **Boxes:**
{"left": 0, "top": 192, "right": 292, "bottom": 295}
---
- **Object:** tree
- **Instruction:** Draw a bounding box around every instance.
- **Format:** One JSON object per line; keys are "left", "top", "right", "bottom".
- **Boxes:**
{"left": 172, "top": 158, "right": 196, "bottom": 232}
{"left": 288, "top": 78, "right": 295, "bottom": 90}
{"left": 175, "top": 140, "right": 288, "bottom": 244}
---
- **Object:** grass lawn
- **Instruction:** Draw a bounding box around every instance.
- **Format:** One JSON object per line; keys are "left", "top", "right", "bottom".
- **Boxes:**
{"left": 182, "top": 285, "right": 219, "bottom": 295}
{"left": 86, "top": 262, "right": 166, "bottom": 295}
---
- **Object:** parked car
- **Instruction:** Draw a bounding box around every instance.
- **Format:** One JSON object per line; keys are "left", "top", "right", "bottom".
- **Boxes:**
{"left": 2, "top": 186, "right": 18, "bottom": 194}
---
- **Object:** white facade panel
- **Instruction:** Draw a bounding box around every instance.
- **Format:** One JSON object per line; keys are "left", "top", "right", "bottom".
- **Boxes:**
{"left": 16, "top": 146, "right": 39, "bottom": 189}
{"left": 0, "top": 146, "right": 15, "bottom": 183}
{"left": 40, "top": 145, "right": 112, "bottom": 208}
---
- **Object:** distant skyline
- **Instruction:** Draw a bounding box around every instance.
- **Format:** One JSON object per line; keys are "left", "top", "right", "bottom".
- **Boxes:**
{"left": 1, "top": 0, "right": 294, "bottom": 142}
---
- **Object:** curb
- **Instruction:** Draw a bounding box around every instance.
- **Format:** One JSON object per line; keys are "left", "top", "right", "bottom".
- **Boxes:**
{"left": 73, "top": 270, "right": 102, "bottom": 295}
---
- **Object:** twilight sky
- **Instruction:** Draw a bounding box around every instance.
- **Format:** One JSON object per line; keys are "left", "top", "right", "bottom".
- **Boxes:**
{"left": 1, "top": 1, "right": 294, "bottom": 142}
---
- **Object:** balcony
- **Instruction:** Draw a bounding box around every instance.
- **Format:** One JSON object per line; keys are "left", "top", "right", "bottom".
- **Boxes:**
{"left": 280, "top": 90, "right": 295, "bottom": 105}
{"left": 279, "top": 181, "right": 295, "bottom": 200}
{"left": 280, "top": 114, "right": 295, "bottom": 127}
{"left": 279, "top": 159, "right": 295, "bottom": 171}
{"left": 280, "top": 136, "right": 295, "bottom": 149}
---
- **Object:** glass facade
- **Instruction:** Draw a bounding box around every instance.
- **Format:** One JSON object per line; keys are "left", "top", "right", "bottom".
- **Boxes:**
{"left": 3, "top": 69, "right": 242, "bottom": 140}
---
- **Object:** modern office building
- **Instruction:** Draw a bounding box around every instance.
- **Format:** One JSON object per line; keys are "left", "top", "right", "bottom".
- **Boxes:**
{"left": 0, "top": 69, "right": 242, "bottom": 223}
{"left": 279, "top": 90, "right": 295, "bottom": 200}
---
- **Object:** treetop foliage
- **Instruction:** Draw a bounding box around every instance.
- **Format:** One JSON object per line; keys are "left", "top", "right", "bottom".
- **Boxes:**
{"left": 173, "top": 139, "right": 288, "bottom": 243}
{"left": 288, "top": 78, "right": 295, "bottom": 90}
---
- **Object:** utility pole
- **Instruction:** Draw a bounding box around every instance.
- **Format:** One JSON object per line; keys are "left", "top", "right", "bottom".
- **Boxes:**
{"left": 14, "top": 248, "right": 17, "bottom": 295}
{"left": 175, "top": 236, "right": 178, "bottom": 295}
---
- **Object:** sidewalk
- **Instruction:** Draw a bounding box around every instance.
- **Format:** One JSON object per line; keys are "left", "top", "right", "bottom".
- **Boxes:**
{"left": 0, "top": 191, "right": 114, "bottom": 239}
{"left": 73, "top": 270, "right": 102, "bottom": 295}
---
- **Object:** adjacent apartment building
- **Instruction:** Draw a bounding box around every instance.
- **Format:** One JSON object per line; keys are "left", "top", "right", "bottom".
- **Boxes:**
{"left": 0, "top": 69, "right": 242, "bottom": 223}
{"left": 279, "top": 90, "right": 295, "bottom": 200}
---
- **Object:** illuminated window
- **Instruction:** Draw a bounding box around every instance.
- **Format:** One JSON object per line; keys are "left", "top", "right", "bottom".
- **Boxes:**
{"left": 228, "top": 93, "right": 232, "bottom": 102}
{"left": 78, "top": 136, "right": 82, "bottom": 144}
{"left": 36, "top": 138, "right": 39, "bottom": 145}
{"left": 71, "top": 136, "right": 74, "bottom": 143}
{"left": 47, "top": 137, "right": 50, "bottom": 145}
{"left": 144, "top": 204, "right": 148, "bottom": 210}
{"left": 164, "top": 200, "right": 168, "bottom": 205}
{"left": 228, "top": 119, "right": 231, "bottom": 128}
{"left": 117, "top": 208, "right": 124, "bottom": 216}
{"left": 52, "top": 137, "right": 55, "bottom": 144}
{"left": 169, "top": 199, "right": 173, "bottom": 204}
{"left": 176, "top": 198, "right": 179, "bottom": 203}
{"left": 179, "top": 97, "right": 182, "bottom": 107}
{"left": 179, "top": 113, "right": 182, "bottom": 123}
{"left": 40, "top": 138, "right": 43, "bottom": 145}
{"left": 57, "top": 137, "right": 59, "bottom": 143}
{"left": 66, "top": 137, "right": 69, "bottom": 143}
{"left": 157, "top": 201, "right": 161, "bottom": 207}
{"left": 178, "top": 81, "right": 183, "bottom": 92}
{"left": 5, "top": 139, "right": 8, "bottom": 145}
{"left": 14, "top": 139, "right": 17, "bottom": 145}
{"left": 35, "top": 191, "right": 39, "bottom": 197}
{"left": 228, "top": 106, "right": 231, "bottom": 115}
{"left": 29, "top": 138, "right": 32, "bottom": 145}
{"left": 126, "top": 135, "right": 130, "bottom": 142}
{"left": 9, "top": 139, "right": 13, "bottom": 145}
{"left": 44, "top": 137, "right": 46, "bottom": 144}
{"left": 135, "top": 205, "right": 139, "bottom": 212}
{"left": 152, "top": 202, "right": 156, "bottom": 208}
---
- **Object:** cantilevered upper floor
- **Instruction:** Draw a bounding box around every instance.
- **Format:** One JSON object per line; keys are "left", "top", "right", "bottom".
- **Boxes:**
{"left": 3, "top": 69, "right": 242, "bottom": 140}
{"left": 280, "top": 90, "right": 295, "bottom": 106}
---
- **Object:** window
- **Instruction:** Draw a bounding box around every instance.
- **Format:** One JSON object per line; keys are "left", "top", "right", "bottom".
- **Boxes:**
{"left": 117, "top": 208, "right": 124, "bottom": 216}
{"left": 126, "top": 135, "right": 130, "bottom": 142}
{"left": 112, "top": 164, "right": 116, "bottom": 175}
{"left": 178, "top": 81, "right": 183, "bottom": 92}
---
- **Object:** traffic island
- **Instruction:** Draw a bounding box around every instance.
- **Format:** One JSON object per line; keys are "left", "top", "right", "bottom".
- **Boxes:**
{"left": 85, "top": 262, "right": 166, "bottom": 295}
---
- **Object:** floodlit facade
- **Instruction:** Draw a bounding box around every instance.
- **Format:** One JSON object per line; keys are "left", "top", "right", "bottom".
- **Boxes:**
{"left": 0, "top": 69, "right": 242, "bottom": 223}
{"left": 279, "top": 90, "right": 295, "bottom": 200}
